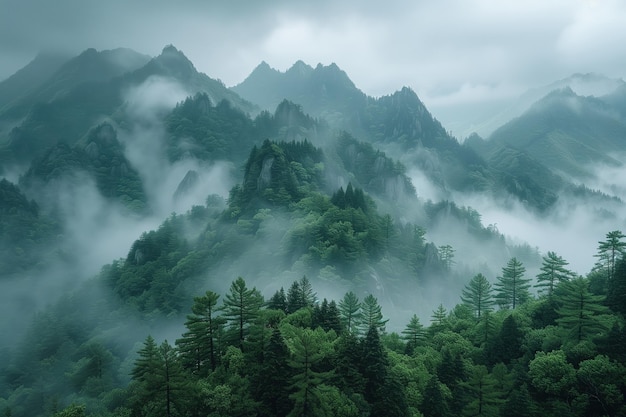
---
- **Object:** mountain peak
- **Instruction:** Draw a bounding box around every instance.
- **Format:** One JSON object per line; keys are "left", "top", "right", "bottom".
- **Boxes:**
{"left": 151, "top": 45, "right": 197, "bottom": 78}
{"left": 287, "top": 60, "right": 314, "bottom": 76}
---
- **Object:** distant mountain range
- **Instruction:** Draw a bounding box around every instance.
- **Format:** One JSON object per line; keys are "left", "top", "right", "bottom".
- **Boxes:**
{"left": 0, "top": 45, "right": 624, "bottom": 215}
{"left": 469, "top": 84, "right": 626, "bottom": 181}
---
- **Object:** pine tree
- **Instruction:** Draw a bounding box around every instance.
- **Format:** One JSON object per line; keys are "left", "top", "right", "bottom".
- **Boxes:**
{"left": 430, "top": 304, "right": 448, "bottom": 333}
{"left": 283, "top": 325, "right": 334, "bottom": 417}
{"left": 268, "top": 287, "right": 287, "bottom": 313}
{"left": 438, "top": 244, "right": 456, "bottom": 270}
{"left": 131, "top": 335, "right": 160, "bottom": 387}
{"left": 286, "top": 280, "right": 304, "bottom": 313}
{"left": 130, "top": 338, "right": 188, "bottom": 417}
{"left": 222, "top": 277, "right": 264, "bottom": 348}
{"left": 461, "top": 273, "right": 495, "bottom": 319}
{"left": 535, "top": 251, "right": 573, "bottom": 298}
{"left": 176, "top": 290, "right": 223, "bottom": 375}
{"left": 478, "top": 310, "right": 496, "bottom": 349}
{"left": 555, "top": 277, "right": 609, "bottom": 343}
{"left": 486, "top": 315, "right": 524, "bottom": 365}
{"left": 334, "top": 332, "right": 366, "bottom": 395}
{"left": 298, "top": 275, "right": 316, "bottom": 307}
{"left": 421, "top": 375, "right": 451, "bottom": 417}
{"left": 594, "top": 230, "right": 626, "bottom": 289}
{"left": 256, "top": 329, "right": 292, "bottom": 417}
{"left": 462, "top": 365, "right": 503, "bottom": 417}
{"left": 361, "top": 326, "right": 388, "bottom": 404}
{"left": 607, "top": 257, "right": 626, "bottom": 315}
{"left": 325, "top": 300, "right": 343, "bottom": 334}
{"left": 401, "top": 314, "right": 425, "bottom": 353}
{"left": 495, "top": 257, "right": 530, "bottom": 309}
{"left": 338, "top": 291, "right": 361, "bottom": 334}
{"left": 359, "top": 294, "right": 388, "bottom": 335}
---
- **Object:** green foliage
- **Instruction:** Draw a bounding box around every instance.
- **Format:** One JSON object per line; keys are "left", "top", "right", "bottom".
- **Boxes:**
{"left": 359, "top": 294, "right": 388, "bottom": 335}
{"left": 334, "top": 133, "right": 416, "bottom": 201}
{"left": 462, "top": 365, "right": 504, "bottom": 417}
{"left": 594, "top": 230, "right": 626, "bottom": 294}
{"left": 495, "top": 257, "right": 530, "bottom": 309}
{"left": 461, "top": 273, "right": 495, "bottom": 319}
{"left": 129, "top": 338, "right": 190, "bottom": 417}
{"left": 221, "top": 277, "right": 264, "bottom": 348}
{"left": 20, "top": 123, "right": 147, "bottom": 212}
{"left": 401, "top": 314, "right": 425, "bottom": 354}
{"left": 176, "top": 290, "right": 224, "bottom": 375}
{"left": 535, "top": 251, "right": 574, "bottom": 298}
{"left": 608, "top": 258, "right": 626, "bottom": 315}
{"left": 555, "top": 277, "right": 609, "bottom": 343}
{"left": 0, "top": 178, "right": 58, "bottom": 276}
{"left": 282, "top": 324, "right": 336, "bottom": 417}
{"left": 227, "top": 139, "right": 324, "bottom": 214}
{"left": 338, "top": 291, "right": 361, "bottom": 334}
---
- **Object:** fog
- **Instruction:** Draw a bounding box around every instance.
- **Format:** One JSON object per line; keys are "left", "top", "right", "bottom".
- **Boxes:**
{"left": 121, "top": 76, "right": 235, "bottom": 216}
{"left": 0, "top": 75, "right": 237, "bottom": 351}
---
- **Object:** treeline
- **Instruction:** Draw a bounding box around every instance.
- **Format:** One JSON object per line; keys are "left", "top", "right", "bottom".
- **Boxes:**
{"left": 39, "top": 230, "right": 626, "bottom": 417}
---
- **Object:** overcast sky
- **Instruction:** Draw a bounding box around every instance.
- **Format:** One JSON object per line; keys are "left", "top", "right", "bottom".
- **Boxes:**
{"left": 2, "top": 0, "right": 626, "bottom": 130}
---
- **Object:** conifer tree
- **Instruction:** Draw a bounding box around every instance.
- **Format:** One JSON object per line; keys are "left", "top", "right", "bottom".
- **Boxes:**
{"left": 268, "top": 287, "right": 287, "bottom": 313}
{"left": 286, "top": 276, "right": 315, "bottom": 313}
{"left": 486, "top": 315, "right": 524, "bottom": 365}
{"left": 555, "top": 277, "right": 609, "bottom": 343}
{"left": 256, "top": 329, "right": 292, "bottom": 417}
{"left": 430, "top": 304, "right": 448, "bottom": 333}
{"left": 438, "top": 244, "right": 455, "bottom": 270}
{"left": 283, "top": 325, "right": 334, "bottom": 417}
{"left": 176, "top": 290, "right": 223, "bottom": 375}
{"left": 298, "top": 275, "right": 316, "bottom": 307}
{"left": 475, "top": 310, "right": 495, "bottom": 348}
{"left": 401, "top": 314, "right": 425, "bottom": 353}
{"left": 462, "top": 365, "right": 503, "bottom": 417}
{"left": 461, "top": 273, "right": 495, "bottom": 319}
{"left": 495, "top": 257, "right": 530, "bottom": 309}
{"left": 361, "top": 326, "right": 388, "bottom": 402}
{"left": 326, "top": 300, "right": 343, "bottom": 334}
{"left": 607, "top": 257, "right": 626, "bottom": 315}
{"left": 286, "top": 280, "right": 304, "bottom": 313}
{"left": 334, "top": 332, "right": 366, "bottom": 395}
{"left": 338, "top": 291, "right": 361, "bottom": 334}
{"left": 594, "top": 230, "right": 626, "bottom": 288}
{"left": 130, "top": 338, "right": 188, "bottom": 417}
{"left": 222, "top": 277, "right": 264, "bottom": 348}
{"left": 359, "top": 294, "right": 388, "bottom": 334}
{"left": 535, "top": 251, "right": 573, "bottom": 298}
{"left": 421, "top": 375, "right": 451, "bottom": 417}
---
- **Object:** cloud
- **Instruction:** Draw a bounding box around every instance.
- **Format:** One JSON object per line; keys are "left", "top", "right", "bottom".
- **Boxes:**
{"left": 3, "top": 1, "right": 624, "bottom": 104}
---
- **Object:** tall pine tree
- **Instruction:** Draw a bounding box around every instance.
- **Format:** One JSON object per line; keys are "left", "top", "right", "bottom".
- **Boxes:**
{"left": 495, "top": 257, "right": 530, "bottom": 309}
{"left": 461, "top": 273, "right": 495, "bottom": 319}
{"left": 222, "top": 277, "right": 264, "bottom": 348}
{"left": 555, "top": 277, "right": 609, "bottom": 343}
{"left": 535, "top": 251, "right": 573, "bottom": 298}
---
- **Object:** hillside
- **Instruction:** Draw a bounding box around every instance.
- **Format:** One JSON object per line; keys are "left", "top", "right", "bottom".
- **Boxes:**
{"left": 466, "top": 87, "right": 626, "bottom": 191}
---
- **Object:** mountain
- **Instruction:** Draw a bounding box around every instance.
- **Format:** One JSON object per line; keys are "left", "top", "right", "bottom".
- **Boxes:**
{"left": 0, "top": 46, "right": 256, "bottom": 169}
{"left": 458, "top": 73, "right": 626, "bottom": 139}
{"left": 129, "top": 45, "right": 256, "bottom": 114}
{"left": 3, "top": 46, "right": 626, "bottom": 417}
{"left": 474, "top": 87, "right": 626, "bottom": 180}
{"left": 233, "top": 60, "right": 367, "bottom": 127}
{"left": 0, "top": 52, "right": 71, "bottom": 112}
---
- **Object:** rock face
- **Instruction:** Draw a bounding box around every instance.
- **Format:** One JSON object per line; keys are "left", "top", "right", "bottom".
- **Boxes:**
{"left": 257, "top": 157, "right": 274, "bottom": 190}
{"left": 173, "top": 170, "right": 200, "bottom": 201}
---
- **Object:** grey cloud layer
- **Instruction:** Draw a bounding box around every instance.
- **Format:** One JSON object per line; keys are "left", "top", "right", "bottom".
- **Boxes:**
{"left": 2, "top": 0, "right": 625, "bottom": 128}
